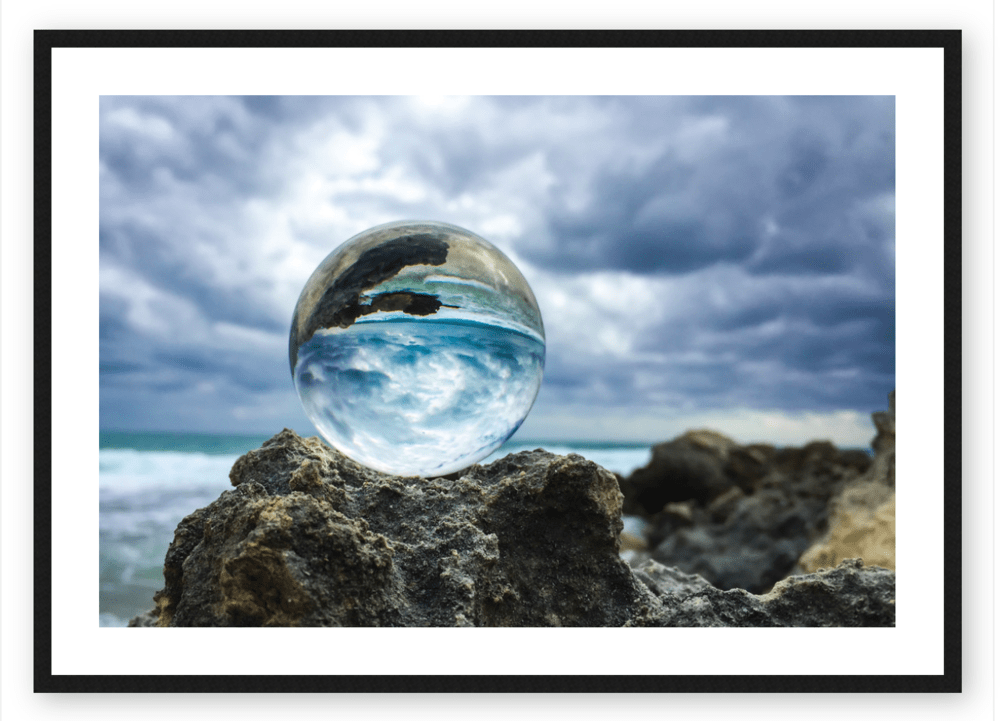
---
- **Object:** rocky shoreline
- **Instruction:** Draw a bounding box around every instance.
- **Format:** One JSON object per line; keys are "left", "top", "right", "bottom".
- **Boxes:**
{"left": 130, "top": 393, "right": 895, "bottom": 627}
{"left": 618, "top": 391, "right": 896, "bottom": 594}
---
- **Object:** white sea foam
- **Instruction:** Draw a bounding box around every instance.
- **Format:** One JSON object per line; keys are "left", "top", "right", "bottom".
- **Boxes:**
{"left": 100, "top": 449, "right": 239, "bottom": 626}
{"left": 99, "top": 449, "right": 240, "bottom": 492}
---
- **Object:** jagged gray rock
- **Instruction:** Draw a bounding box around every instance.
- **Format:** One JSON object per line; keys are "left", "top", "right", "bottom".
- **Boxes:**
{"left": 150, "top": 430, "right": 654, "bottom": 627}
{"left": 632, "top": 558, "right": 895, "bottom": 627}
{"left": 126, "top": 609, "right": 159, "bottom": 627}
{"left": 133, "top": 429, "right": 894, "bottom": 628}
{"left": 621, "top": 429, "right": 877, "bottom": 593}
{"left": 622, "top": 430, "right": 738, "bottom": 513}
{"left": 798, "top": 390, "right": 896, "bottom": 573}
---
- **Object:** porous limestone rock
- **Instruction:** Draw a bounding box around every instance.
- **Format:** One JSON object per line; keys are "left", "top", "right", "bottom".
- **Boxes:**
{"left": 633, "top": 558, "right": 896, "bottom": 627}
{"left": 126, "top": 609, "right": 159, "bottom": 627}
{"left": 133, "top": 430, "right": 895, "bottom": 628}
{"left": 798, "top": 490, "right": 895, "bottom": 573}
{"left": 636, "top": 439, "right": 870, "bottom": 592}
{"left": 799, "top": 391, "right": 896, "bottom": 573}
{"left": 149, "top": 430, "right": 657, "bottom": 627}
{"left": 622, "top": 430, "right": 738, "bottom": 514}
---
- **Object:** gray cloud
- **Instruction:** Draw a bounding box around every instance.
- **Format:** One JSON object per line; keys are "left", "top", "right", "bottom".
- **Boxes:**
{"left": 524, "top": 96, "right": 894, "bottom": 277}
{"left": 99, "top": 95, "right": 895, "bottom": 435}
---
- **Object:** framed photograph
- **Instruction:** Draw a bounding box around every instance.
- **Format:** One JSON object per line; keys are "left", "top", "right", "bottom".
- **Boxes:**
{"left": 35, "top": 29, "right": 960, "bottom": 692}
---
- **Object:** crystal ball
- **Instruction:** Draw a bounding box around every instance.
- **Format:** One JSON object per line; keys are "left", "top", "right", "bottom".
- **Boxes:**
{"left": 289, "top": 220, "right": 545, "bottom": 477}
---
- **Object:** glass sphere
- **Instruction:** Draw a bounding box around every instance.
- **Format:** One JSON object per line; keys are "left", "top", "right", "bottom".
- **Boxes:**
{"left": 289, "top": 220, "right": 545, "bottom": 477}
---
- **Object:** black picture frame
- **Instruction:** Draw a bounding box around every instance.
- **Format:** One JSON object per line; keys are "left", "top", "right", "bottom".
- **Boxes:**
{"left": 34, "top": 28, "right": 962, "bottom": 693}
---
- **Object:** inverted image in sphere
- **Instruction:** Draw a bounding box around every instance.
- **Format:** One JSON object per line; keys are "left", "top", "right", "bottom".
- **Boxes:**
{"left": 289, "top": 220, "right": 545, "bottom": 477}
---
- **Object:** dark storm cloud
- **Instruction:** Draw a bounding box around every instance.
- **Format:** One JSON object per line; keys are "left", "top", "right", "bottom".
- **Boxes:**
{"left": 98, "top": 95, "right": 343, "bottom": 431}
{"left": 100, "top": 225, "right": 287, "bottom": 334}
{"left": 626, "top": 270, "right": 894, "bottom": 412}
{"left": 101, "top": 97, "right": 272, "bottom": 197}
{"left": 521, "top": 96, "right": 894, "bottom": 279}
{"left": 543, "top": 338, "right": 889, "bottom": 416}
{"left": 100, "top": 94, "right": 894, "bottom": 434}
{"left": 99, "top": 296, "right": 131, "bottom": 342}
{"left": 517, "top": 96, "right": 894, "bottom": 416}
{"left": 100, "top": 319, "right": 289, "bottom": 395}
{"left": 99, "top": 95, "right": 314, "bottom": 355}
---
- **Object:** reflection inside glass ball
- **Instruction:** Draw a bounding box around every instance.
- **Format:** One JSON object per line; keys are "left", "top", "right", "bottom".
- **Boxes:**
{"left": 289, "top": 220, "right": 545, "bottom": 477}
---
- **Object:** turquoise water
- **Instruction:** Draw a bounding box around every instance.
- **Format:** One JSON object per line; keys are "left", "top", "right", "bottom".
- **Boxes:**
{"left": 100, "top": 431, "right": 273, "bottom": 455}
{"left": 294, "top": 317, "right": 545, "bottom": 477}
{"left": 98, "top": 430, "right": 651, "bottom": 627}
{"left": 100, "top": 430, "right": 650, "bottom": 461}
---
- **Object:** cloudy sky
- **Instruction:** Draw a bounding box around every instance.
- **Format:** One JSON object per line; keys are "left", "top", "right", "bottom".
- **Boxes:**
{"left": 99, "top": 95, "right": 894, "bottom": 445}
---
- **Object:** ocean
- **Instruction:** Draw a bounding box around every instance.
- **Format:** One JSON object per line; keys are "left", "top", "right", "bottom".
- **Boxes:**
{"left": 99, "top": 431, "right": 653, "bottom": 627}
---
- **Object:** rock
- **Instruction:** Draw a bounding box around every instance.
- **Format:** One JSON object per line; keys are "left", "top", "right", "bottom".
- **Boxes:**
{"left": 798, "top": 487, "right": 895, "bottom": 573}
{"left": 868, "top": 390, "right": 896, "bottom": 488}
{"left": 633, "top": 560, "right": 715, "bottom": 597}
{"left": 724, "top": 444, "right": 775, "bottom": 492}
{"left": 634, "top": 558, "right": 895, "bottom": 627}
{"left": 662, "top": 500, "right": 695, "bottom": 523}
{"left": 871, "top": 390, "right": 896, "bottom": 458}
{"left": 147, "top": 430, "right": 659, "bottom": 627}
{"left": 126, "top": 609, "right": 159, "bottom": 627}
{"left": 132, "top": 429, "right": 894, "bottom": 628}
{"left": 707, "top": 485, "right": 745, "bottom": 523}
{"left": 619, "top": 531, "right": 648, "bottom": 551}
{"left": 621, "top": 430, "right": 738, "bottom": 514}
{"left": 798, "top": 391, "right": 896, "bottom": 573}
{"left": 650, "top": 492, "right": 822, "bottom": 593}
{"left": 643, "top": 448, "right": 863, "bottom": 593}
{"left": 679, "top": 429, "right": 740, "bottom": 461}
{"left": 618, "top": 398, "right": 890, "bottom": 593}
